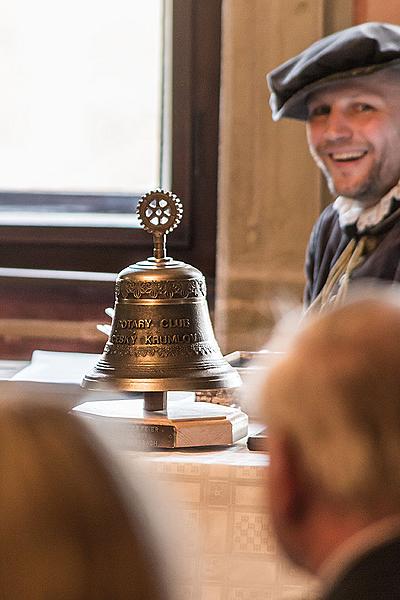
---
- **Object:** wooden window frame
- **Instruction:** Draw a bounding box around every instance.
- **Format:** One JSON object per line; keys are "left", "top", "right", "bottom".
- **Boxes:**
{"left": 0, "top": 0, "right": 221, "bottom": 283}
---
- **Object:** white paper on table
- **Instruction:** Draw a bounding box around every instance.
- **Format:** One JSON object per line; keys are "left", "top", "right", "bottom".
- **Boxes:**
{"left": 11, "top": 350, "right": 99, "bottom": 384}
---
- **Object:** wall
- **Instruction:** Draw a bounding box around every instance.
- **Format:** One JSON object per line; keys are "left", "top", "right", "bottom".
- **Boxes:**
{"left": 354, "top": 0, "right": 400, "bottom": 23}
{"left": 215, "top": 1, "right": 352, "bottom": 353}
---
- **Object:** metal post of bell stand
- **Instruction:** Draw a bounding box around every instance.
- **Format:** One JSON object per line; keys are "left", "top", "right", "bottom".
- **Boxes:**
{"left": 143, "top": 391, "right": 167, "bottom": 411}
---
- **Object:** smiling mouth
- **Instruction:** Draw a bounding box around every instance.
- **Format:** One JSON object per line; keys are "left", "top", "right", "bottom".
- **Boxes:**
{"left": 329, "top": 151, "right": 368, "bottom": 163}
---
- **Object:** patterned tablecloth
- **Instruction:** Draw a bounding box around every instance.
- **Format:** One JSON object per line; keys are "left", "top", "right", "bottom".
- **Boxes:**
{"left": 120, "top": 438, "right": 317, "bottom": 600}
{"left": 6, "top": 352, "right": 317, "bottom": 600}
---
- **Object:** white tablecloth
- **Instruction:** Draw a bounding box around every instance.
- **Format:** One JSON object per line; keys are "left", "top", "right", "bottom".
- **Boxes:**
{"left": 121, "top": 440, "right": 316, "bottom": 600}
{"left": 8, "top": 351, "right": 316, "bottom": 600}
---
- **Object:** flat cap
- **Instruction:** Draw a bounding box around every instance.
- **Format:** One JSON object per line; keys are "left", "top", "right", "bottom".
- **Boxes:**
{"left": 267, "top": 22, "right": 400, "bottom": 121}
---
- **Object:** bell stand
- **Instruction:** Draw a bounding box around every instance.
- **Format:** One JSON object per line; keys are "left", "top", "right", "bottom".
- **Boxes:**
{"left": 76, "top": 190, "right": 248, "bottom": 450}
{"left": 77, "top": 309, "right": 248, "bottom": 450}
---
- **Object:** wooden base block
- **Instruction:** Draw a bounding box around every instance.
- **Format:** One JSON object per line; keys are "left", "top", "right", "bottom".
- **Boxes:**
{"left": 73, "top": 396, "right": 248, "bottom": 449}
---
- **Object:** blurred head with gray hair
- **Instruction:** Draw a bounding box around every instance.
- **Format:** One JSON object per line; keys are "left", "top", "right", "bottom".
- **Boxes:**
{"left": 259, "top": 283, "right": 400, "bottom": 577}
{"left": 0, "top": 397, "right": 174, "bottom": 600}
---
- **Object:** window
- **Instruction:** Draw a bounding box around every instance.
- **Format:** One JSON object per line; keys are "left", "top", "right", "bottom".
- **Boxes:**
{"left": 0, "top": 0, "right": 163, "bottom": 201}
{"left": 0, "top": 0, "right": 222, "bottom": 281}
{"left": 0, "top": 0, "right": 164, "bottom": 229}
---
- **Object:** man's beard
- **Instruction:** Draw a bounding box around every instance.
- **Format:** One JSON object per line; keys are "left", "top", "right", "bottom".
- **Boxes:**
{"left": 323, "top": 165, "right": 379, "bottom": 201}
{"left": 314, "top": 152, "right": 384, "bottom": 203}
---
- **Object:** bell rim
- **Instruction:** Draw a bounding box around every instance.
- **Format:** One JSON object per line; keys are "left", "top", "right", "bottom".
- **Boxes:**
{"left": 81, "top": 371, "right": 242, "bottom": 393}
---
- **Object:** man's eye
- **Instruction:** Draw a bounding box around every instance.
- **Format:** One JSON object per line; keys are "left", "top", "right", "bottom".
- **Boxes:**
{"left": 308, "top": 105, "right": 330, "bottom": 119}
{"left": 354, "top": 103, "right": 374, "bottom": 112}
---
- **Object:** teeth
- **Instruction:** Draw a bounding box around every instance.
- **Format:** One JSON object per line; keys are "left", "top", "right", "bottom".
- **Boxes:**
{"left": 331, "top": 151, "right": 366, "bottom": 161}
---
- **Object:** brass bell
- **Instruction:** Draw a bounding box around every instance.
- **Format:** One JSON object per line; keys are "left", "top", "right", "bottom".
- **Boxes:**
{"left": 82, "top": 190, "right": 241, "bottom": 411}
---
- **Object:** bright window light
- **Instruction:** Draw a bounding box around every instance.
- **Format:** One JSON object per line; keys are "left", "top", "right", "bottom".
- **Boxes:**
{"left": 0, "top": 0, "right": 164, "bottom": 195}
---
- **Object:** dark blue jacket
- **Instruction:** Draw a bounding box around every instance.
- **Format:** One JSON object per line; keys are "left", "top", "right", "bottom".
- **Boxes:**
{"left": 324, "top": 536, "right": 400, "bottom": 599}
{"left": 305, "top": 202, "right": 400, "bottom": 306}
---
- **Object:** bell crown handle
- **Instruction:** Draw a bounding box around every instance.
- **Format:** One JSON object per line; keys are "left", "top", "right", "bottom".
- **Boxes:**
{"left": 137, "top": 190, "right": 183, "bottom": 260}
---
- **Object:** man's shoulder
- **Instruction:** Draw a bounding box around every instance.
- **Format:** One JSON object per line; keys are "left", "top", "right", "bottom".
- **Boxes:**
{"left": 308, "top": 203, "right": 341, "bottom": 253}
{"left": 313, "top": 203, "right": 339, "bottom": 231}
{"left": 324, "top": 536, "right": 400, "bottom": 600}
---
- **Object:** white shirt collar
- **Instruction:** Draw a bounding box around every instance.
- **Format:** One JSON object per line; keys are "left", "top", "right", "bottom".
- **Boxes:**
{"left": 333, "top": 181, "right": 400, "bottom": 233}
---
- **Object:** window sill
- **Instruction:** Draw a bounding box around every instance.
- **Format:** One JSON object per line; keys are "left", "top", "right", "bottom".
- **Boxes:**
{"left": 0, "top": 211, "right": 140, "bottom": 228}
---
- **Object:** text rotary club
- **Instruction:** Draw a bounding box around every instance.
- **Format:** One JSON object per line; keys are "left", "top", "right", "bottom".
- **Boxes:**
{"left": 111, "top": 317, "right": 199, "bottom": 346}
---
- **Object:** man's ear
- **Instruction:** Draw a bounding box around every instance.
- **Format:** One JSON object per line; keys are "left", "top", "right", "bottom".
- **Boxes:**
{"left": 268, "top": 432, "right": 308, "bottom": 524}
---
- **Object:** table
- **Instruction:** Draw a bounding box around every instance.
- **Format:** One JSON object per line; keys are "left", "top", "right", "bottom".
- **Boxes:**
{"left": 120, "top": 442, "right": 315, "bottom": 600}
{"left": 5, "top": 351, "right": 316, "bottom": 600}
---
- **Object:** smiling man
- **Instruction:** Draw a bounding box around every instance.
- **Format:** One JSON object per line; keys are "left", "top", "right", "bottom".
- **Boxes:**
{"left": 267, "top": 22, "right": 400, "bottom": 309}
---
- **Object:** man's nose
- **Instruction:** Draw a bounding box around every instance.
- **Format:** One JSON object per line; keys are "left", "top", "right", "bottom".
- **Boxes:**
{"left": 323, "top": 109, "right": 352, "bottom": 142}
